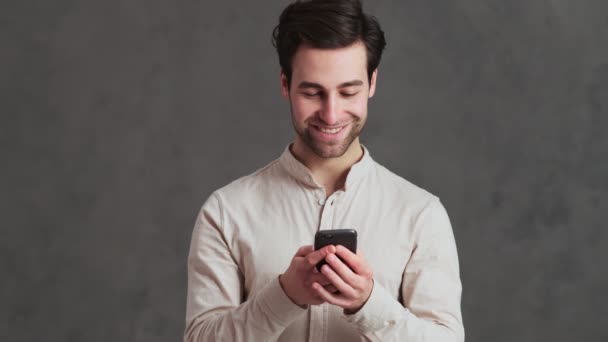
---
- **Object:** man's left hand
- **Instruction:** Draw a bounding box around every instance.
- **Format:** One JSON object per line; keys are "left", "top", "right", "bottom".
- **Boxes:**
{"left": 310, "top": 245, "right": 374, "bottom": 314}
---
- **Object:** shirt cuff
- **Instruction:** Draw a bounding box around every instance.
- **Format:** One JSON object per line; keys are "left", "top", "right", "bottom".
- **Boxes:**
{"left": 342, "top": 280, "right": 409, "bottom": 332}
{"left": 256, "top": 276, "right": 308, "bottom": 327}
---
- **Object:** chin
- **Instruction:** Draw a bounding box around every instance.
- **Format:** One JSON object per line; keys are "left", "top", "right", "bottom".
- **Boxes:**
{"left": 294, "top": 121, "right": 364, "bottom": 159}
{"left": 306, "top": 139, "right": 354, "bottom": 159}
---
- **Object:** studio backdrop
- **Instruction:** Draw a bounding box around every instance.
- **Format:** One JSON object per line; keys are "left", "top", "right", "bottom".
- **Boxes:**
{"left": 2, "top": 1, "right": 607, "bottom": 341}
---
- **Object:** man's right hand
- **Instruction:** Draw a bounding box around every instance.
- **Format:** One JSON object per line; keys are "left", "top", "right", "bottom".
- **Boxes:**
{"left": 279, "top": 245, "right": 337, "bottom": 306}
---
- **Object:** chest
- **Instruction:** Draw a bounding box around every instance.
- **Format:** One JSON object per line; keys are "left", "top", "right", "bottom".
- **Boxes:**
{"left": 229, "top": 191, "right": 415, "bottom": 299}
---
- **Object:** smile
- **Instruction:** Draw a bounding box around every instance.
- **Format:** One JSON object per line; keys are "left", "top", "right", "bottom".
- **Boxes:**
{"left": 313, "top": 125, "right": 346, "bottom": 135}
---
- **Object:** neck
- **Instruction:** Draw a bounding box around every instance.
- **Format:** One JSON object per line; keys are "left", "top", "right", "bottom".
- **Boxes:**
{"left": 290, "top": 138, "right": 364, "bottom": 195}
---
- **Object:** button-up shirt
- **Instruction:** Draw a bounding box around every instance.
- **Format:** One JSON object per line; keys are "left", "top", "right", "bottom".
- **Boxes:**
{"left": 185, "top": 145, "right": 464, "bottom": 342}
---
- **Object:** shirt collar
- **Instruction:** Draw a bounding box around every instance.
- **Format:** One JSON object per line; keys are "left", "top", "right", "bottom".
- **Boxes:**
{"left": 278, "top": 143, "right": 374, "bottom": 191}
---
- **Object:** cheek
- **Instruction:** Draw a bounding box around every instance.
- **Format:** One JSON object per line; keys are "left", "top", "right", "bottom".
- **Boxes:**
{"left": 348, "top": 97, "right": 369, "bottom": 116}
{"left": 291, "top": 98, "right": 318, "bottom": 117}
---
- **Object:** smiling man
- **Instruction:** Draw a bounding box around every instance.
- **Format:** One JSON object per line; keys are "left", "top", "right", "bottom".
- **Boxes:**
{"left": 287, "top": 43, "right": 371, "bottom": 160}
{"left": 285, "top": 40, "right": 375, "bottom": 196}
{"left": 184, "top": 1, "right": 464, "bottom": 341}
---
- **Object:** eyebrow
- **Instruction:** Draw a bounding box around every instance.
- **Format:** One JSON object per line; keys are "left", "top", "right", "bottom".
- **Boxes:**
{"left": 297, "top": 80, "right": 364, "bottom": 90}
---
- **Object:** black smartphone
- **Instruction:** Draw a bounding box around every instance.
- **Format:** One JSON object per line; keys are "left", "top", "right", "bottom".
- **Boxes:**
{"left": 314, "top": 229, "right": 357, "bottom": 271}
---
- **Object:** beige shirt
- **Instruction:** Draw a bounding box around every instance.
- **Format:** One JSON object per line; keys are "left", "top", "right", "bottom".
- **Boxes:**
{"left": 185, "top": 145, "right": 464, "bottom": 342}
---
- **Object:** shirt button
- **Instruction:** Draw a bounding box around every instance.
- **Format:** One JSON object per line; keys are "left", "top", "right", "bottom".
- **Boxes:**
{"left": 318, "top": 198, "right": 326, "bottom": 205}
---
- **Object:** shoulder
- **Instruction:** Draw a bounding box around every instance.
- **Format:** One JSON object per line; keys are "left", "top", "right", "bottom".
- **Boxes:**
{"left": 367, "top": 161, "right": 454, "bottom": 240}
{"left": 211, "top": 157, "right": 288, "bottom": 204}
{"left": 369, "top": 160, "right": 439, "bottom": 210}
{"left": 372, "top": 161, "right": 435, "bottom": 199}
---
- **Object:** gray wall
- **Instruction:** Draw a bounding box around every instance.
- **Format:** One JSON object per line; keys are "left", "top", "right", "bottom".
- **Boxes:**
{"left": 2, "top": 1, "right": 607, "bottom": 341}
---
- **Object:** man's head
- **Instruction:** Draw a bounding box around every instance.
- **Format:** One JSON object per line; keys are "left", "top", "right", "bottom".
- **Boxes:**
{"left": 272, "top": 0, "right": 386, "bottom": 88}
{"left": 272, "top": 0, "right": 386, "bottom": 159}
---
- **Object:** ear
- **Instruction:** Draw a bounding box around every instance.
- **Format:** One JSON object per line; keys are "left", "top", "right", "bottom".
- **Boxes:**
{"left": 368, "top": 69, "right": 378, "bottom": 98}
{"left": 280, "top": 72, "right": 290, "bottom": 99}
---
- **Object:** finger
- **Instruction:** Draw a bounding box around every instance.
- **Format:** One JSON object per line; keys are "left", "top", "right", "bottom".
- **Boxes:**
{"left": 309, "top": 273, "right": 331, "bottom": 286}
{"left": 323, "top": 284, "right": 339, "bottom": 293}
{"left": 325, "top": 253, "right": 358, "bottom": 286}
{"left": 295, "top": 245, "right": 314, "bottom": 257}
{"left": 305, "top": 245, "right": 336, "bottom": 268}
{"left": 320, "top": 264, "right": 357, "bottom": 298}
{"left": 335, "top": 245, "right": 371, "bottom": 276}
{"left": 312, "top": 282, "right": 349, "bottom": 307}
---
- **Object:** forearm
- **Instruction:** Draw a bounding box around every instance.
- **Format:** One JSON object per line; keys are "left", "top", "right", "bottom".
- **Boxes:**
{"left": 186, "top": 192, "right": 308, "bottom": 342}
{"left": 342, "top": 196, "right": 464, "bottom": 341}
{"left": 184, "top": 277, "right": 307, "bottom": 342}
{"left": 344, "top": 282, "right": 464, "bottom": 342}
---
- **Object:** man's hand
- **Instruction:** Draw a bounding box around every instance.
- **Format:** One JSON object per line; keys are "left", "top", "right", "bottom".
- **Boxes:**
{"left": 311, "top": 245, "right": 374, "bottom": 313}
{"left": 279, "top": 245, "right": 338, "bottom": 306}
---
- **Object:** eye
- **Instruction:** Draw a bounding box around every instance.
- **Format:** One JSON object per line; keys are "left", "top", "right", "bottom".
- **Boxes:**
{"left": 302, "top": 92, "right": 321, "bottom": 97}
{"left": 341, "top": 92, "right": 359, "bottom": 97}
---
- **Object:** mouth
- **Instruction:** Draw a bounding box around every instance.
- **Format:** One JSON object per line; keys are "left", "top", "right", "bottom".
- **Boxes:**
{"left": 312, "top": 124, "right": 346, "bottom": 135}
{"left": 308, "top": 123, "right": 350, "bottom": 142}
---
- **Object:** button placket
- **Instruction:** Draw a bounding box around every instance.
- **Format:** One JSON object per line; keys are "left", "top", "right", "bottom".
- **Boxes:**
{"left": 319, "top": 192, "right": 342, "bottom": 230}
{"left": 319, "top": 202, "right": 334, "bottom": 230}
{"left": 308, "top": 305, "right": 324, "bottom": 342}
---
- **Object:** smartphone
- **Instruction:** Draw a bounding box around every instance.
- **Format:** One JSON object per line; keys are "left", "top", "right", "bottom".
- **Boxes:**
{"left": 314, "top": 229, "right": 357, "bottom": 271}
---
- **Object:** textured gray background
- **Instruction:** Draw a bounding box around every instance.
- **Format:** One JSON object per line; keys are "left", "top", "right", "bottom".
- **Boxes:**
{"left": 2, "top": 1, "right": 607, "bottom": 341}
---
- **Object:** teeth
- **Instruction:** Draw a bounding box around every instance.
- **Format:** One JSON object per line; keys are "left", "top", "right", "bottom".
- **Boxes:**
{"left": 317, "top": 126, "right": 344, "bottom": 134}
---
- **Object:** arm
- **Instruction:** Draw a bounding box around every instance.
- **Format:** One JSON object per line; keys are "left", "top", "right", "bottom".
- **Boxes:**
{"left": 184, "top": 192, "right": 307, "bottom": 342}
{"left": 343, "top": 197, "right": 464, "bottom": 341}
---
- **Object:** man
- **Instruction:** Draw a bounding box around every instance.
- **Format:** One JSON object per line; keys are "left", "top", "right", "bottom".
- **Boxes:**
{"left": 184, "top": 0, "right": 464, "bottom": 341}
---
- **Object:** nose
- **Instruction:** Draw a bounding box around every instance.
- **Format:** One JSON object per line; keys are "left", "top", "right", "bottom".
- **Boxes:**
{"left": 318, "top": 93, "right": 340, "bottom": 126}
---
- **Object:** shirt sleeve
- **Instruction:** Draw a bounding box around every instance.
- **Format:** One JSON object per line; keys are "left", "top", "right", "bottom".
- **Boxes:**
{"left": 342, "top": 197, "right": 465, "bottom": 341}
{"left": 184, "top": 192, "right": 307, "bottom": 342}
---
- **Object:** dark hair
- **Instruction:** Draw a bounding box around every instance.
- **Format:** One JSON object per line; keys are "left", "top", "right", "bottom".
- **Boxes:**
{"left": 272, "top": 0, "right": 386, "bottom": 87}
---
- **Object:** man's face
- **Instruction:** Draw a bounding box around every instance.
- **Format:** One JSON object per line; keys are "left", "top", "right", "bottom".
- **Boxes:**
{"left": 281, "top": 41, "right": 377, "bottom": 159}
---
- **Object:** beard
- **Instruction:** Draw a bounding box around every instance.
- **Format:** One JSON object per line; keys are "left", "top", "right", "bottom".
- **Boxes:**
{"left": 291, "top": 110, "right": 366, "bottom": 159}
